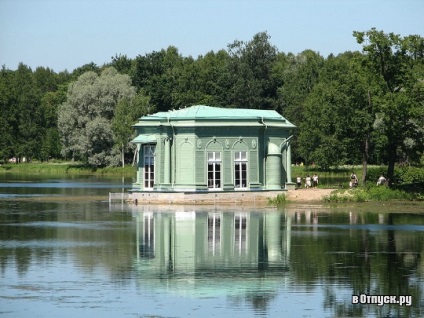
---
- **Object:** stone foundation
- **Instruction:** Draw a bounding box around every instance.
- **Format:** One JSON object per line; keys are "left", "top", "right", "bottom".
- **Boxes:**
{"left": 128, "top": 190, "right": 287, "bottom": 205}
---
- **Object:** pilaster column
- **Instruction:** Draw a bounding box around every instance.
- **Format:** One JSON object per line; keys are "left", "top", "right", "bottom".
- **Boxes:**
{"left": 164, "top": 137, "right": 171, "bottom": 185}
{"left": 286, "top": 142, "right": 292, "bottom": 183}
{"left": 136, "top": 143, "right": 141, "bottom": 184}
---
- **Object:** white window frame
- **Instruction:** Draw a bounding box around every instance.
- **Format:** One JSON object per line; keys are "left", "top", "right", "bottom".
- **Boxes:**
{"left": 207, "top": 151, "right": 221, "bottom": 190}
{"left": 234, "top": 151, "right": 248, "bottom": 189}
{"left": 234, "top": 213, "right": 248, "bottom": 254}
{"left": 208, "top": 213, "right": 221, "bottom": 255}
{"left": 143, "top": 144, "right": 155, "bottom": 190}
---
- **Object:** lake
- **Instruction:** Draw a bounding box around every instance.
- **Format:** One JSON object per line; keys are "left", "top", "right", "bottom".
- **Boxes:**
{"left": 0, "top": 174, "right": 423, "bottom": 317}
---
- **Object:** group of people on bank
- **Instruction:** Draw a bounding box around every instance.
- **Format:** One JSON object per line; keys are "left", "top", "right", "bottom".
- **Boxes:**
{"left": 296, "top": 174, "right": 319, "bottom": 189}
{"left": 296, "top": 172, "right": 387, "bottom": 189}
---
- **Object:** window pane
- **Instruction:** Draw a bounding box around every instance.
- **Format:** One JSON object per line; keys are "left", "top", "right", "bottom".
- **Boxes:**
{"left": 208, "top": 170, "right": 213, "bottom": 188}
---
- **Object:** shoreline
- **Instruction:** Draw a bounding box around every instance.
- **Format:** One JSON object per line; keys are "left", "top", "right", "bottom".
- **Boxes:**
{"left": 2, "top": 194, "right": 423, "bottom": 215}
{"left": 0, "top": 162, "right": 135, "bottom": 176}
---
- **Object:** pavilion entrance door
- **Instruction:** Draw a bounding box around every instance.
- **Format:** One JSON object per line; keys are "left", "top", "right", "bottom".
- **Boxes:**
{"left": 234, "top": 151, "right": 247, "bottom": 189}
{"left": 207, "top": 151, "right": 221, "bottom": 190}
{"left": 143, "top": 144, "right": 155, "bottom": 189}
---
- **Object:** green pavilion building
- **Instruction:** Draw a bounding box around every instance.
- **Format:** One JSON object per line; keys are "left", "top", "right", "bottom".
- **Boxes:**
{"left": 130, "top": 105, "right": 296, "bottom": 196}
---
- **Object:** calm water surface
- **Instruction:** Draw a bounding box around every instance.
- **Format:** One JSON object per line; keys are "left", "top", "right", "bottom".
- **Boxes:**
{"left": 0, "top": 174, "right": 423, "bottom": 317}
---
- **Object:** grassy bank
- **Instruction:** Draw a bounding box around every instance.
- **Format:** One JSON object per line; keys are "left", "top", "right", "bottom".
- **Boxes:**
{"left": 0, "top": 162, "right": 136, "bottom": 176}
{"left": 292, "top": 165, "right": 363, "bottom": 188}
{"left": 290, "top": 165, "right": 424, "bottom": 203}
{"left": 268, "top": 194, "right": 288, "bottom": 205}
{"left": 323, "top": 185, "right": 423, "bottom": 202}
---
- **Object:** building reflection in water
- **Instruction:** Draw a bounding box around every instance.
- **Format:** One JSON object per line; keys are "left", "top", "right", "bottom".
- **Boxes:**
{"left": 133, "top": 207, "right": 292, "bottom": 282}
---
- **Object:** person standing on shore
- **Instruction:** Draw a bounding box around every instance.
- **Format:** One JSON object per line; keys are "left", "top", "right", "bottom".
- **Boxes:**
{"left": 296, "top": 176, "right": 302, "bottom": 189}
{"left": 350, "top": 172, "right": 358, "bottom": 188}
{"left": 312, "top": 174, "right": 319, "bottom": 188}
{"left": 305, "top": 175, "right": 312, "bottom": 188}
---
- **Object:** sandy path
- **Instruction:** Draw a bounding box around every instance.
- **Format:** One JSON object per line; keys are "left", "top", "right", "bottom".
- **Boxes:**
{"left": 285, "top": 188, "right": 336, "bottom": 202}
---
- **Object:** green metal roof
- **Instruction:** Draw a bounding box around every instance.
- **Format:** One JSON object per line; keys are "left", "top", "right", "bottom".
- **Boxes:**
{"left": 130, "top": 134, "right": 157, "bottom": 144}
{"left": 140, "top": 105, "right": 293, "bottom": 123}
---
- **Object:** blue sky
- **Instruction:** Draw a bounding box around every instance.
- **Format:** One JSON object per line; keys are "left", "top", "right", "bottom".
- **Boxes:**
{"left": 1, "top": 0, "right": 423, "bottom": 72}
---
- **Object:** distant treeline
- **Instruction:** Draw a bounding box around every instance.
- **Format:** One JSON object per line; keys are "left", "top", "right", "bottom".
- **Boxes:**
{"left": 1, "top": 30, "right": 423, "bottom": 183}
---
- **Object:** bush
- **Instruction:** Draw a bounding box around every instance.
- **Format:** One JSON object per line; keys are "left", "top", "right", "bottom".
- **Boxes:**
{"left": 367, "top": 166, "right": 424, "bottom": 185}
{"left": 322, "top": 186, "right": 414, "bottom": 202}
{"left": 323, "top": 191, "right": 352, "bottom": 203}
{"left": 268, "top": 194, "right": 287, "bottom": 205}
{"left": 366, "top": 167, "right": 388, "bottom": 183}
{"left": 394, "top": 166, "right": 424, "bottom": 184}
{"left": 366, "top": 186, "right": 412, "bottom": 200}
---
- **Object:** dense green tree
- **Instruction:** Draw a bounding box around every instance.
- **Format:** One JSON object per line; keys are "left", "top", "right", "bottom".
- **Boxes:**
{"left": 0, "top": 66, "right": 16, "bottom": 161}
{"left": 170, "top": 56, "right": 214, "bottom": 107}
{"left": 71, "top": 62, "right": 100, "bottom": 80}
{"left": 276, "top": 50, "right": 324, "bottom": 125}
{"left": 58, "top": 67, "right": 136, "bottom": 166}
{"left": 298, "top": 52, "right": 375, "bottom": 172}
{"left": 226, "top": 32, "right": 278, "bottom": 109}
{"left": 33, "top": 66, "right": 58, "bottom": 93}
{"left": 110, "top": 54, "right": 134, "bottom": 76}
{"left": 38, "top": 85, "right": 68, "bottom": 160}
{"left": 354, "top": 28, "right": 424, "bottom": 184}
{"left": 0, "top": 64, "right": 68, "bottom": 162}
{"left": 112, "top": 92, "right": 151, "bottom": 167}
{"left": 1, "top": 29, "right": 422, "bottom": 171}
{"left": 13, "top": 63, "right": 44, "bottom": 161}
{"left": 132, "top": 46, "right": 185, "bottom": 112}
{"left": 198, "top": 49, "right": 233, "bottom": 106}
{"left": 274, "top": 50, "right": 324, "bottom": 163}
{"left": 32, "top": 67, "right": 69, "bottom": 161}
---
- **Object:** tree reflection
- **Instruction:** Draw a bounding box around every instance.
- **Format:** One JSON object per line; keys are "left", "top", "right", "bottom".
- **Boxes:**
{"left": 2, "top": 203, "right": 423, "bottom": 317}
{"left": 290, "top": 210, "right": 424, "bottom": 317}
{"left": 133, "top": 208, "right": 424, "bottom": 317}
{"left": 229, "top": 291, "right": 277, "bottom": 314}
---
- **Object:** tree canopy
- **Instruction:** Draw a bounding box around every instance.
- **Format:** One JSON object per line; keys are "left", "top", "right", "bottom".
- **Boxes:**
{"left": 1, "top": 29, "right": 422, "bottom": 181}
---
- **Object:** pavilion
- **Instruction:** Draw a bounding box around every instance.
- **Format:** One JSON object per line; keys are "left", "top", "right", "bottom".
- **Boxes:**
{"left": 130, "top": 105, "right": 296, "bottom": 196}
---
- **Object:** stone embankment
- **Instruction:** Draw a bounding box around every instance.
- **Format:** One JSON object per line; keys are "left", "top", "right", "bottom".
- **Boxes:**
{"left": 122, "top": 188, "right": 336, "bottom": 205}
